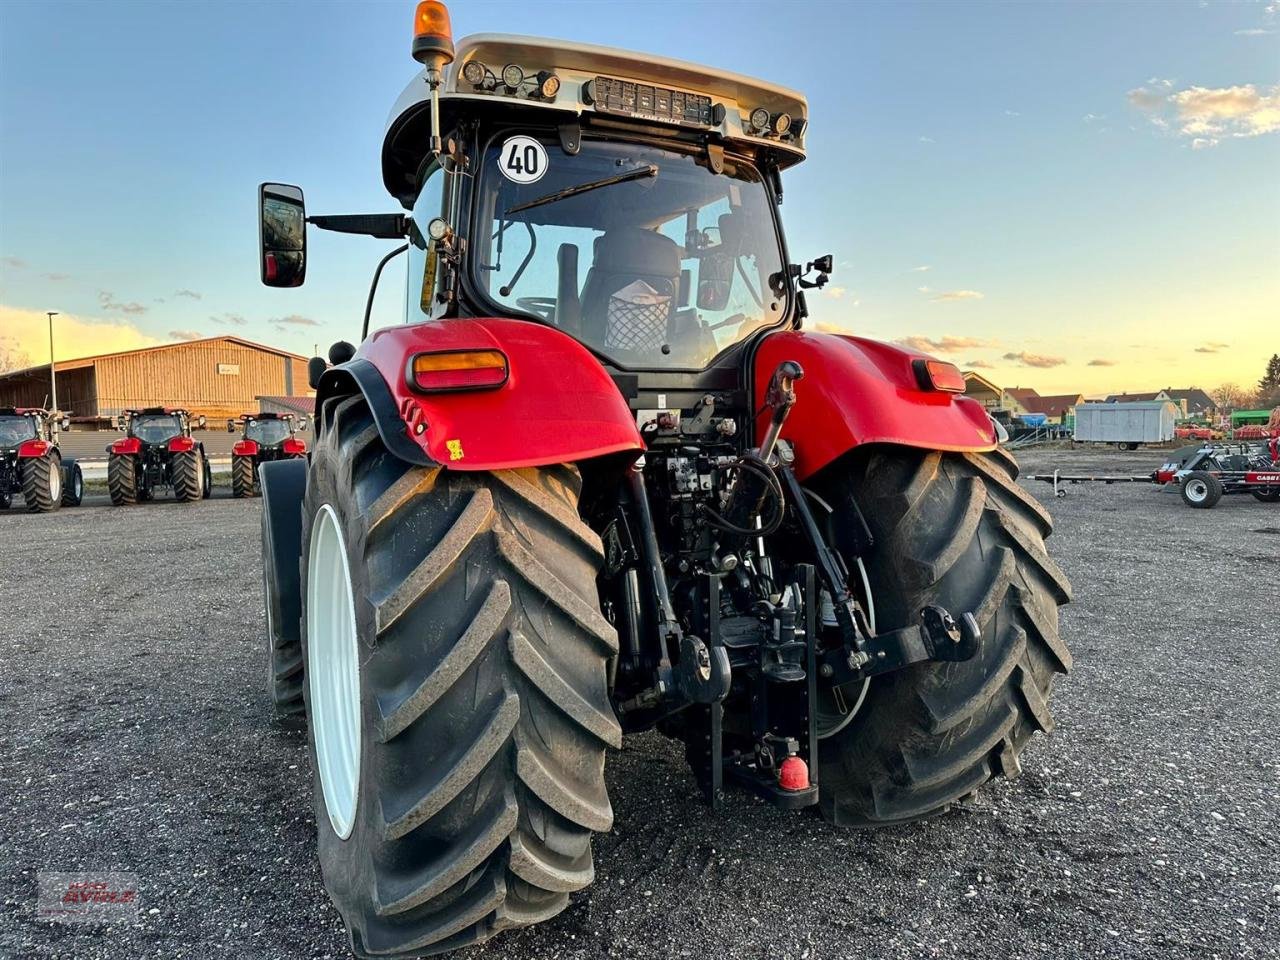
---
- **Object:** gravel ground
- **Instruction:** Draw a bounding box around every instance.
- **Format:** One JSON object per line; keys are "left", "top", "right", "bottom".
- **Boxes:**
{"left": 1, "top": 446, "right": 1276, "bottom": 960}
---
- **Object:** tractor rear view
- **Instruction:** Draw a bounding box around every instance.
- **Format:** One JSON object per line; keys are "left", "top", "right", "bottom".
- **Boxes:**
{"left": 254, "top": 5, "right": 1071, "bottom": 956}
{"left": 107, "top": 408, "right": 213, "bottom": 505}
{"left": 228, "top": 413, "right": 308, "bottom": 498}
{"left": 0, "top": 407, "right": 83, "bottom": 512}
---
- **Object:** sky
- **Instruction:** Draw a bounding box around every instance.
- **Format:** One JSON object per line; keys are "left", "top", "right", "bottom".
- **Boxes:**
{"left": 1, "top": 0, "right": 1277, "bottom": 398}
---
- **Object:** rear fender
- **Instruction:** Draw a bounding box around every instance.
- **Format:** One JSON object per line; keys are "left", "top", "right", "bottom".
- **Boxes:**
{"left": 316, "top": 318, "right": 643, "bottom": 471}
{"left": 754, "top": 331, "right": 998, "bottom": 481}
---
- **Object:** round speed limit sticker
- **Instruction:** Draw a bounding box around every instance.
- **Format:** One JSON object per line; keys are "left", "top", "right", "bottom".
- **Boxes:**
{"left": 498, "top": 135, "right": 548, "bottom": 184}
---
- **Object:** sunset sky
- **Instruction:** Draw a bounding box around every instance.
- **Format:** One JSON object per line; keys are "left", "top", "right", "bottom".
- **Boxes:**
{"left": 1, "top": 0, "right": 1276, "bottom": 397}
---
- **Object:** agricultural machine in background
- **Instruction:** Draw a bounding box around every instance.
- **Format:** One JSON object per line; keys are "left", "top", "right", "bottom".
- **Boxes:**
{"left": 107, "top": 407, "right": 212, "bottom": 505}
{"left": 228, "top": 413, "right": 308, "bottom": 498}
{"left": 254, "top": 4, "right": 1071, "bottom": 956}
{"left": 1031, "top": 439, "right": 1279, "bottom": 508}
{"left": 0, "top": 407, "right": 83, "bottom": 512}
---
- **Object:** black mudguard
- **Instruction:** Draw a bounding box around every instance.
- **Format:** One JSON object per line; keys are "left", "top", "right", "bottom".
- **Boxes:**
{"left": 260, "top": 458, "right": 307, "bottom": 657}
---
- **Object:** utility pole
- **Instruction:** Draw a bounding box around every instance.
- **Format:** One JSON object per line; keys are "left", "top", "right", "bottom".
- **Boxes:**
{"left": 46, "top": 311, "right": 59, "bottom": 415}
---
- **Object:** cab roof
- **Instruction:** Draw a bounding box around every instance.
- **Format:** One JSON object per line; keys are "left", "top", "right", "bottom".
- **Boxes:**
{"left": 383, "top": 33, "right": 808, "bottom": 206}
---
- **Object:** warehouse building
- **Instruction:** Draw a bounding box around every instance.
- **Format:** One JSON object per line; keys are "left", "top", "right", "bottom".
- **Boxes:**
{"left": 0, "top": 336, "right": 311, "bottom": 424}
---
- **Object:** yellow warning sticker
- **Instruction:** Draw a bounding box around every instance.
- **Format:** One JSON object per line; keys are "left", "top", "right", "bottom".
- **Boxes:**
{"left": 446, "top": 439, "right": 464, "bottom": 461}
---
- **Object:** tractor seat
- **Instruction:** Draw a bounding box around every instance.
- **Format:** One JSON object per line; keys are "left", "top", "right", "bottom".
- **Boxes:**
{"left": 579, "top": 228, "right": 681, "bottom": 354}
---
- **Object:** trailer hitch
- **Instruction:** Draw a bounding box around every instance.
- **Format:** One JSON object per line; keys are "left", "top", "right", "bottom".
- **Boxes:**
{"left": 820, "top": 605, "right": 981, "bottom": 685}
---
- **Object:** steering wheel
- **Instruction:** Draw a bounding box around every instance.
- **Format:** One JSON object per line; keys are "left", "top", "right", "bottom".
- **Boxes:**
{"left": 516, "top": 297, "right": 558, "bottom": 323}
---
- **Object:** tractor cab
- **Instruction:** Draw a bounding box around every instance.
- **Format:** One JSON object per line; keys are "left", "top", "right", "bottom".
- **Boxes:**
{"left": 229, "top": 413, "right": 308, "bottom": 496}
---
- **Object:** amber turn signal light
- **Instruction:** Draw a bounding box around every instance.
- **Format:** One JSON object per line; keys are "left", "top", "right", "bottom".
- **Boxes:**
{"left": 913, "top": 358, "right": 966, "bottom": 393}
{"left": 410, "top": 349, "right": 509, "bottom": 393}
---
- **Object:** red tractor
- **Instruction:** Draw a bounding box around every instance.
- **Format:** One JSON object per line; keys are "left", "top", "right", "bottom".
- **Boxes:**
{"left": 107, "top": 407, "right": 213, "bottom": 505}
{"left": 0, "top": 407, "right": 83, "bottom": 512}
{"left": 255, "top": 5, "right": 1071, "bottom": 956}
{"left": 228, "top": 412, "right": 308, "bottom": 498}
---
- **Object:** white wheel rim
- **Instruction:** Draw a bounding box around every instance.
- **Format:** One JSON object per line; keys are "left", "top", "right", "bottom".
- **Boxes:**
{"left": 1187, "top": 480, "right": 1206, "bottom": 502}
{"left": 74, "top": 472, "right": 82, "bottom": 500}
{"left": 49, "top": 462, "right": 62, "bottom": 502}
{"left": 307, "top": 504, "right": 361, "bottom": 840}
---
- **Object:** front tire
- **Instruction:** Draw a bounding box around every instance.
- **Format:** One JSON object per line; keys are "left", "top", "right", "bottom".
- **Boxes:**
{"left": 61, "top": 461, "right": 83, "bottom": 507}
{"left": 232, "top": 454, "right": 258, "bottom": 498}
{"left": 22, "top": 453, "right": 63, "bottom": 513}
{"left": 816, "top": 447, "right": 1072, "bottom": 826}
{"left": 301, "top": 394, "right": 619, "bottom": 958}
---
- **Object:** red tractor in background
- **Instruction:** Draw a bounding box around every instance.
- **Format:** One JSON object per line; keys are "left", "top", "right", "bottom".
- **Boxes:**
{"left": 0, "top": 407, "right": 83, "bottom": 512}
{"left": 228, "top": 412, "right": 308, "bottom": 498}
{"left": 255, "top": 5, "right": 1072, "bottom": 956}
{"left": 107, "top": 407, "right": 213, "bottom": 505}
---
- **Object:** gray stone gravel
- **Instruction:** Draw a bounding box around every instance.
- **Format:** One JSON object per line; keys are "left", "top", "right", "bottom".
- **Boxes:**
{"left": 1, "top": 447, "right": 1276, "bottom": 959}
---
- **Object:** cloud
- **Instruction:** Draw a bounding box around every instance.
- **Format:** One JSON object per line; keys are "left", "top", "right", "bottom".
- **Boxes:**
{"left": 896, "top": 335, "right": 995, "bottom": 354}
{"left": 1195, "top": 341, "right": 1231, "bottom": 354}
{"left": 1087, "top": 358, "right": 1116, "bottom": 367}
{"left": 824, "top": 285, "right": 847, "bottom": 299}
{"left": 811, "top": 320, "right": 854, "bottom": 335}
{"left": 0, "top": 304, "right": 162, "bottom": 363}
{"left": 1, "top": 256, "right": 26, "bottom": 269}
{"left": 168, "top": 329, "right": 202, "bottom": 341}
{"left": 1131, "top": 81, "right": 1280, "bottom": 143}
{"left": 1003, "top": 351, "right": 1066, "bottom": 368}
{"left": 174, "top": 289, "right": 203, "bottom": 300}
{"left": 965, "top": 359, "right": 994, "bottom": 369}
{"left": 929, "top": 289, "right": 985, "bottom": 302}
{"left": 43, "top": 272, "right": 70, "bottom": 282}
{"left": 911, "top": 265, "right": 931, "bottom": 272}
{"left": 918, "top": 136, "right": 935, "bottom": 143}
{"left": 98, "top": 291, "right": 148, "bottom": 315}
{"left": 1083, "top": 113, "right": 1106, "bottom": 122}
{"left": 211, "top": 312, "right": 247, "bottom": 326}
{"left": 272, "top": 314, "right": 320, "bottom": 327}
{"left": 1004, "top": 110, "right": 1021, "bottom": 117}
{"left": 1235, "top": 28, "right": 1274, "bottom": 35}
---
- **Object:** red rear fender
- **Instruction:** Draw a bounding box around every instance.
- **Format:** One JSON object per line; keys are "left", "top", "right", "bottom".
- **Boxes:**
{"left": 754, "top": 331, "right": 998, "bottom": 480}
{"left": 320, "top": 318, "right": 643, "bottom": 472}
{"left": 233, "top": 439, "right": 260, "bottom": 457}
{"left": 110, "top": 437, "right": 141, "bottom": 456}
{"left": 16, "top": 439, "right": 50, "bottom": 459}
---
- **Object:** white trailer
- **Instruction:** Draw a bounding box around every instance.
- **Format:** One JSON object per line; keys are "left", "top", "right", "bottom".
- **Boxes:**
{"left": 1073, "top": 401, "right": 1178, "bottom": 449}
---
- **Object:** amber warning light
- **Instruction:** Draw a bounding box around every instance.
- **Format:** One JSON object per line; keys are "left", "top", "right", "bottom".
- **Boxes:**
{"left": 913, "top": 359, "right": 967, "bottom": 394}
{"left": 413, "top": 1, "right": 454, "bottom": 66}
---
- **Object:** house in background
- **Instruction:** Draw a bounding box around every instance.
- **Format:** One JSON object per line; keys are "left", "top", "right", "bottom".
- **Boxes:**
{"left": 962, "top": 372, "right": 1004, "bottom": 411}
{"left": 1023, "top": 393, "right": 1085, "bottom": 426}
{"left": 965, "top": 374, "right": 1084, "bottom": 425}
{"left": 1106, "top": 388, "right": 1215, "bottom": 419}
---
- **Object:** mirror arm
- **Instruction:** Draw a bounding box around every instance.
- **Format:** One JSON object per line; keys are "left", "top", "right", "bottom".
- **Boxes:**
{"left": 362, "top": 244, "right": 410, "bottom": 341}
{"left": 308, "top": 214, "right": 407, "bottom": 240}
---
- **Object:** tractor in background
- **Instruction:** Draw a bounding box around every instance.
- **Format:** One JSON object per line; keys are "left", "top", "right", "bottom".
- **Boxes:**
{"left": 107, "top": 407, "right": 212, "bottom": 505}
{"left": 0, "top": 407, "right": 83, "bottom": 512}
{"left": 254, "top": 4, "right": 1071, "bottom": 956}
{"left": 228, "top": 412, "right": 308, "bottom": 498}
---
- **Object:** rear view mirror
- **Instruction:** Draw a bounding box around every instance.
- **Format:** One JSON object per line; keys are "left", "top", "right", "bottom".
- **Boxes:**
{"left": 197, "top": 415, "right": 207, "bottom": 429}
{"left": 697, "top": 254, "right": 734, "bottom": 312}
{"left": 259, "top": 183, "right": 307, "bottom": 288}
{"left": 227, "top": 420, "right": 236, "bottom": 433}
{"left": 60, "top": 417, "right": 70, "bottom": 431}
{"left": 296, "top": 417, "right": 309, "bottom": 431}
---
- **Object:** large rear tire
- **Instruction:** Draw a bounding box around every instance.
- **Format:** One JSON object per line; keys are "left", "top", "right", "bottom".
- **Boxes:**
{"left": 172, "top": 449, "right": 202, "bottom": 502}
{"left": 232, "top": 454, "right": 258, "bottom": 498}
{"left": 22, "top": 453, "right": 63, "bottom": 513}
{"left": 107, "top": 454, "right": 138, "bottom": 506}
{"left": 301, "top": 394, "right": 619, "bottom": 958}
{"left": 816, "top": 447, "right": 1072, "bottom": 826}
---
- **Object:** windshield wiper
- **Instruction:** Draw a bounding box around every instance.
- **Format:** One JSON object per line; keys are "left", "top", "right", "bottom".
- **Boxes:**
{"left": 505, "top": 164, "right": 658, "bottom": 216}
